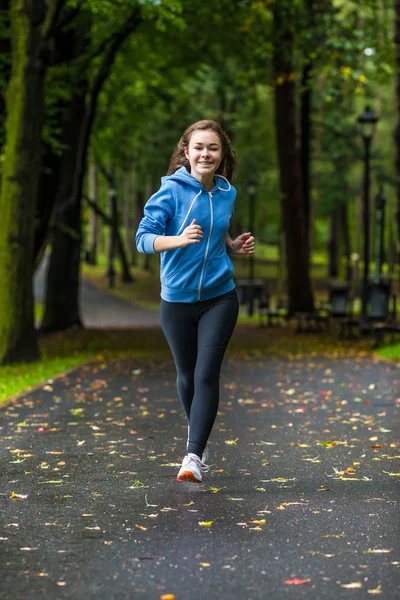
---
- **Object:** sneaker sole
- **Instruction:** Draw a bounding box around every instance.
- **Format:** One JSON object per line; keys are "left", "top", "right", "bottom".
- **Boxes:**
{"left": 177, "top": 470, "right": 201, "bottom": 483}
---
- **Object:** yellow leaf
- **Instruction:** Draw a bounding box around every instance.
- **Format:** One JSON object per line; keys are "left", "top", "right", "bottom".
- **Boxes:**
{"left": 199, "top": 521, "right": 213, "bottom": 527}
{"left": 341, "top": 582, "right": 362, "bottom": 589}
{"left": 225, "top": 439, "right": 238, "bottom": 445}
{"left": 249, "top": 519, "right": 265, "bottom": 524}
{"left": 11, "top": 491, "right": 28, "bottom": 499}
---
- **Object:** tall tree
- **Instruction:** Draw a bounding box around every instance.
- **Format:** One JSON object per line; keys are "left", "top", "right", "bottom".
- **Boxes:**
{"left": 272, "top": 2, "right": 314, "bottom": 314}
{"left": 41, "top": 1, "right": 187, "bottom": 331}
{"left": 394, "top": 0, "right": 400, "bottom": 274}
{"left": 0, "top": 0, "right": 66, "bottom": 364}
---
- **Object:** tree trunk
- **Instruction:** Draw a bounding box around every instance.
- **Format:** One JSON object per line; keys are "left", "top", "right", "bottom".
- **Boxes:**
{"left": 135, "top": 188, "right": 145, "bottom": 267}
{"left": 87, "top": 162, "right": 99, "bottom": 265}
{"left": 41, "top": 7, "right": 142, "bottom": 332}
{"left": 272, "top": 4, "right": 314, "bottom": 315}
{"left": 128, "top": 166, "right": 138, "bottom": 266}
{"left": 0, "top": 0, "right": 48, "bottom": 363}
{"left": 340, "top": 200, "right": 352, "bottom": 284}
{"left": 328, "top": 206, "right": 339, "bottom": 278}
{"left": 300, "top": 60, "right": 312, "bottom": 260}
{"left": 394, "top": 0, "right": 400, "bottom": 273}
{"left": 40, "top": 86, "right": 87, "bottom": 332}
{"left": 33, "top": 142, "right": 63, "bottom": 269}
{"left": 34, "top": 11, "right": 88, "bottom": 269}
{"left": 310, "top": 75, "right": 325, "bottom": 257}
{"left": 0, "top": 0, "right": 10, "bottom": 150}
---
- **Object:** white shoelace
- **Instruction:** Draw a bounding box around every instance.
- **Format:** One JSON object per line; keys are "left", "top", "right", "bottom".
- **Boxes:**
{"left": 187, "top": 453, "right": 210, "bottom": 473}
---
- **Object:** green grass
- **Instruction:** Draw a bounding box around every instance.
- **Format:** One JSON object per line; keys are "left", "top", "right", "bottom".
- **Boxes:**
{"left": 374, "top": 342, "right": 400, "bottom": 362}
{"left": 0, "top": 328, "right": 171, "bottom": 406}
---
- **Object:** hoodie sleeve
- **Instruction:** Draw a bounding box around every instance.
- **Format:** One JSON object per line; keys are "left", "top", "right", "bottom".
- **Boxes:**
{"left": 135, "top": 183, "right": 176, "bottom": 254}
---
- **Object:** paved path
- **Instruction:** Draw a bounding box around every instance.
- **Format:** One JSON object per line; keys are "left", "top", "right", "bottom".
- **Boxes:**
{"left": 0, "top": 353, "right": 399, "bottom": 599}
{"left": 34, "top": 256, "right": 160, "bottom": 328}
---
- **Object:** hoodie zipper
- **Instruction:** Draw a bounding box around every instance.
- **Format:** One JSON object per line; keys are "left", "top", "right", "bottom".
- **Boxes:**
{"left": 198, "top": 192, "right": 213, "bottom": 301}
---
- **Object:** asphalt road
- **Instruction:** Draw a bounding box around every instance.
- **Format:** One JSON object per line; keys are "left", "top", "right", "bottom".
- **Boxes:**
{"left": 0, "top": 353, "right": 399, "bottom": 599}
{"left": 34, "top": 256, "right": 160, "bottom": 328}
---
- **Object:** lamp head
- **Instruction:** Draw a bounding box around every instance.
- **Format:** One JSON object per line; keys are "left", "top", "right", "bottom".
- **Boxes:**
{"left": 357, "top": 105, "right": 378, "bottom": 140}
{"left": 376, "top": 186, "right": 386, "bottom": 209}
{"left": 247, "top": 179, "right": 257, "bottom": 196}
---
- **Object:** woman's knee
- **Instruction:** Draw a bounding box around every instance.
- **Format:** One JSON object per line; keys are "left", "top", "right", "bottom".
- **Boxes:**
{"left": 194, "top": 364, "right": 220, "bottom": 388}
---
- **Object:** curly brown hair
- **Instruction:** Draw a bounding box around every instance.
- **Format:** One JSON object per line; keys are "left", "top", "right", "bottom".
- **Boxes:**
{"left": 167, "top": 120, "right": 236, "bottom": 181}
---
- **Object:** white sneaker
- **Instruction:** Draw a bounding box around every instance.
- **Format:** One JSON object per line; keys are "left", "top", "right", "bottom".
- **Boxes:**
{"left": 177, "top": 453, "right": 210, "bottom": 483}
{"left": 187, "top": 425, "right": 209, "bottom": 464}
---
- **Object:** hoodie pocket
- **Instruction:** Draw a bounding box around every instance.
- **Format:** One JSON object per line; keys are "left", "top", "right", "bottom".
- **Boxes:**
{"left": 163, "top": 253, "right": 202, "bottom": 290}
{"left": 202, "top": 254, "right": 234, "bottom": 289}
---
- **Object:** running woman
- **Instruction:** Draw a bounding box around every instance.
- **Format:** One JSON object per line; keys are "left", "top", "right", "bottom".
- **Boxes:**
{"left": 136, "top": 120, "right": 255, "bottom": 483}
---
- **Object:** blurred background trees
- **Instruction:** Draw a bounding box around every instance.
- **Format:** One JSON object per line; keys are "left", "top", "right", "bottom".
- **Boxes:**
{"left": 0, "top": 0, "right": 398, "bottom": 363}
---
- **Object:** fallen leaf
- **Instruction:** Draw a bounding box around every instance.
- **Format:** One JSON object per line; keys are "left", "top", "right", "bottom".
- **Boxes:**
{"left": 368, "top": 584, "right": 382, "bottom": 594}
{"left": 199, "top": 521, "right": 213, "bottom": 527}
{"left": 341, "top": 582, "right": 362, "bottom": 589}
{"left": 10, "top": 491, "right": 28, "bottom": 500}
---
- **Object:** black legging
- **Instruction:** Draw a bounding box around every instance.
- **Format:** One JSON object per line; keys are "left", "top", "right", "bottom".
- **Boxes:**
{"left": 160, "top": 289, "right": 239, "bottom": 459}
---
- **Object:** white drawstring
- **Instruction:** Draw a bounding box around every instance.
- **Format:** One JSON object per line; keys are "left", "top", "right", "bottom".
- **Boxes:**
{"left": 176, "top": 189, "right": 202, "bottom": 235}
{"left": 216, "top": 174, "right": 231, "bottom": 192}
{"left": 176, "top": 175, "right": 231, "bottom": 236}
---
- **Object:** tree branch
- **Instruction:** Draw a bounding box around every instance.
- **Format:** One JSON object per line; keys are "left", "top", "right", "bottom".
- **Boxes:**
{"left": 54, "top": 0, "right": 85, "bottom": 34}
{"left": 93, "top": 151, "right": 115, "bottom": 187}
{"left": 84, "top": 195, "right": 112, "bottom": 226}
{"left": 41, "top": 0, "right": 68, "bottom": 43}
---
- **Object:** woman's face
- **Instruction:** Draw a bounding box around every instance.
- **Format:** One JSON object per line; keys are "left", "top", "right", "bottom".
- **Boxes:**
{"left": 184, "top": 129, "right": 223, "bottom": 184}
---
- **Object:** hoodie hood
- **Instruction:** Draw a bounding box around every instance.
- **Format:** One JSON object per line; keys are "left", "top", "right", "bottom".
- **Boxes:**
{"left": 161, "top": 166, "right": 231, "bottom": 193}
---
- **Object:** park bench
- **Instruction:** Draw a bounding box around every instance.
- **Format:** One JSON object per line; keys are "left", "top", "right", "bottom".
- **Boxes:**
{"left": 235, "top": 278, "right": 266, "bottom": 318}
{"left": 235, "top": 278, "right": 288, "bottom": 326}
{"left": 370, "top": 291, "right": 400, "bottom": 347}
{"left": 258, "top": 293, "right": 288, "bottom": 327}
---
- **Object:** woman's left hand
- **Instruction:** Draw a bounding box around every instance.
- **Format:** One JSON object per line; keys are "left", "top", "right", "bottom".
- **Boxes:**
{"left": 232, "top": 232, "right": 255, "bottom": 255}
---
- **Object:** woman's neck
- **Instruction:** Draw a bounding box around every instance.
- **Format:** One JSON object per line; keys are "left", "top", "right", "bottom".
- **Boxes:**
{"left": 191, "top": 172, "right": 214, "bottom": 192}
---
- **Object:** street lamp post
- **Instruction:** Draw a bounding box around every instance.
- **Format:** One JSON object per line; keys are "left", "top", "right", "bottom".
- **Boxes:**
{"left": 357, "top": 106, "right": 378, "bottom": 332}
{"left": 247, "top": 179, "right": 257, "bottom": 316}
{"left": 375, "top": 186, "right": 386, "bottom": 277}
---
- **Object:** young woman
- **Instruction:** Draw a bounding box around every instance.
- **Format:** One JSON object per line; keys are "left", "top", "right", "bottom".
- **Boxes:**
{"left": 136, "top": 120, "right": 255, "bottom": 483}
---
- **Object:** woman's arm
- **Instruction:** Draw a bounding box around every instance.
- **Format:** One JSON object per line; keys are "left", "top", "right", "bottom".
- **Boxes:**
{"left": 153, "top": 235, "right": 183, "bottom": 253}
{"left": 226, "top": 233, "right": 255, "bottom": 255}
{"left": 225, "top": 234, "right": 237, "bottom": 254}
{"left": 154, "top": 219, "right": 203, "bottom": 253}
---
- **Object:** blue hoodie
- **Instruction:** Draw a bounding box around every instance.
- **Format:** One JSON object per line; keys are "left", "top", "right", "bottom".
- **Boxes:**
{"left": 136, "top": 166, "right": 236, "bottom": 302}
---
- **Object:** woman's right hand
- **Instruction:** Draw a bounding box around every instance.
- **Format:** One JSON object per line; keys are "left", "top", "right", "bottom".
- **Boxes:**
{"left": 179, "top": 219, "right": 203, "bottom": 247}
